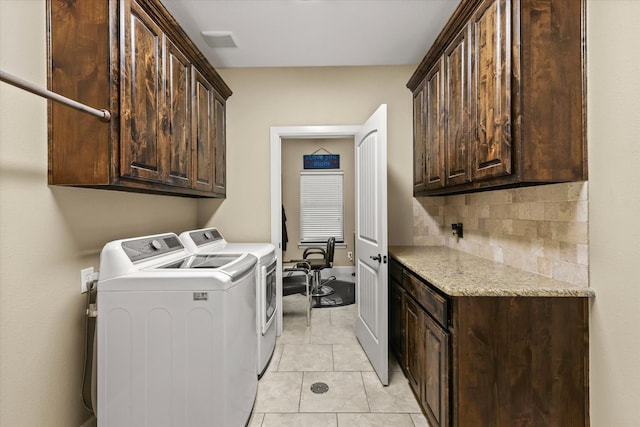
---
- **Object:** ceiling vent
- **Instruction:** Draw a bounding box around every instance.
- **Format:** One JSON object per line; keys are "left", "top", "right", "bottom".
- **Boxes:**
{"left": 201, "top": 31, "right": 238, "bottom": 48}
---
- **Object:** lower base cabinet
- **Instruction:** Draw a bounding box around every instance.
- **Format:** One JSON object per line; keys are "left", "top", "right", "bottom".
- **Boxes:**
{"left": 422, "top": 311, "right": 449, "bottom": 427}
{"left": 397, "top": 274, "right": 450, "bottom": 427}
{"left": 389, "top": 278, "right": 405, "bottom": 368}
{"left": 403, "top": 295, "right": 422, "bottom": 393}
{"left": 389, "top": 257, "right": 589, "bottom": 427}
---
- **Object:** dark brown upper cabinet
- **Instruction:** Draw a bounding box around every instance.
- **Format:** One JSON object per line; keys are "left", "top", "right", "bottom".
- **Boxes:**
{"left": 408, "top": 0, "right": 586, "bottom": 196}
{"left": 47, "top": 0, "right": 231, "bottom": 198}
{"left": 165, "top": 39, "right": 193, "bottom": 189}
{"left": 192, "top": 68, "right": 215, "bottom": 193}
{"left": 120, "top": 0, "right": 166, "bottom": 184}
{"left": 471, "top": 0, "right": 513, "bottom": 181}
{"left": 212, "top": 96, "right": 227, "bottom": 195}
{"left": 444, "top": 25, "right": 471, "bottom": 186}
{"left": 412, "top": 82, "right": 427, "bottom": 194}
{"left": 424, "top": 59, "right": 446, "bottom": 191}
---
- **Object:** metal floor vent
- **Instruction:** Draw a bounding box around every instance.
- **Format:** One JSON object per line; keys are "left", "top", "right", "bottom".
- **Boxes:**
{"left": 310, "top": 382, "right": 329, "bottom": 394}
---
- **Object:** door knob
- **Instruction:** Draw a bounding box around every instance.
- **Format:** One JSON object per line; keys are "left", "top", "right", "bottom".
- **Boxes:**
{"left": 370, "top": 254, "right": 382, "bottom": 262}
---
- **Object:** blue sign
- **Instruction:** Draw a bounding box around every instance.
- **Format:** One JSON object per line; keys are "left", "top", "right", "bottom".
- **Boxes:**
{"left": 303, "top": 154, "right": 340, "bottom": 169}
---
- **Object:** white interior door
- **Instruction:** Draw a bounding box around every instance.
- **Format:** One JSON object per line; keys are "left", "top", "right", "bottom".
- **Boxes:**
{"left": 354, "top": 104, "right": 388, "bottom": 385}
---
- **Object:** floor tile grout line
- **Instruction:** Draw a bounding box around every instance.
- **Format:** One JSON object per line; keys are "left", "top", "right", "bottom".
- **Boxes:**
{"left": 360, "top": 370, "right": 372, "bottom": 413}
{"left": 331, "top": 342, "right": 341, "bottom": 369}
{"left": 298, "top": 371, "right": 304, "bottom": 414}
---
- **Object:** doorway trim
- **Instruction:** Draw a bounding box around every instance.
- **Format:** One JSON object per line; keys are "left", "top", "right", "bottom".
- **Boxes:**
{"left": 270, "top": 125, "right": 359, "bottom": 335}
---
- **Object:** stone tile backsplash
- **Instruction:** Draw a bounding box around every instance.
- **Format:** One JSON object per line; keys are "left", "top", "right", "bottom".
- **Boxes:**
{"left": 413, "top": 182, "right": 589, "bottom": 286}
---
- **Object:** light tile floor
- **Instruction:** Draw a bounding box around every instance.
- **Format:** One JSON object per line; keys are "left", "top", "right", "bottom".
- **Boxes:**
{"left": 249, "top": 294, "right": 430, "bottom": 427}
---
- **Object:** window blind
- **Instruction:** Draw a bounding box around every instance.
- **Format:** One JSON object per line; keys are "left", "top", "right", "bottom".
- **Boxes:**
{"left": 300, "top": 171, "right": 344, "bottom": 243}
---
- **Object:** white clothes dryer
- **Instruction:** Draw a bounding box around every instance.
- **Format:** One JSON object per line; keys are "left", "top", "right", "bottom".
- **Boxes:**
{"left": 180, "top": 227, "right": 277, "bottom": 376}
{"left": 97, "top": 233, "right": 257, "bottom": 427}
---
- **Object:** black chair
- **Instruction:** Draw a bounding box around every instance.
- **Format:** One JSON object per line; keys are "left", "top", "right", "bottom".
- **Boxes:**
{"left": 298, "top": 237, "right": 336, "bottom": 297}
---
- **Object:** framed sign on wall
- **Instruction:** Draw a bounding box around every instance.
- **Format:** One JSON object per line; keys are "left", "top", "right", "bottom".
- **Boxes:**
{"left": 303, "top": 154, "right": 340, "bottom": 169}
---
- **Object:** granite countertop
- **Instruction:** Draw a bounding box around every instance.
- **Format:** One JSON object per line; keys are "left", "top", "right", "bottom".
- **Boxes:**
{"left": 389, "top": 246, "right": 595, "bottom": 297}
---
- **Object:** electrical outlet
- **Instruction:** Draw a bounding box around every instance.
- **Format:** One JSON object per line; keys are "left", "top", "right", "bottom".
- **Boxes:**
{"left": 451, "top": 222, "right": 464, "bottom": 239}
{"left": 80, "top": 267, "right": 94, "bottom": 294}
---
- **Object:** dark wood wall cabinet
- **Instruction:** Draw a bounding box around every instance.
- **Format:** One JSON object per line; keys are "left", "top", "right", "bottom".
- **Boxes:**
{"left": 408, "top": 0, "right": 587, "bottom": 196}
{"left": 47, "top": 0, "right": 231, "bottom": 198}
{"left": 389, "top": 257, "right": 590, "bottom": 427}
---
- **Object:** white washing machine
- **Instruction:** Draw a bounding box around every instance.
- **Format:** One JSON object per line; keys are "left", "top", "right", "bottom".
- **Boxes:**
{"left": 180, "top": 227, "right": 277, "bottom": 376}
{"left": 96, "top": 233, "right": 257, "bottom": 427}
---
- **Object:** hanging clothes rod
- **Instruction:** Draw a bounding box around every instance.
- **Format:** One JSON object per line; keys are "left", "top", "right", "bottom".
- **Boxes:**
{"left": 0, "top": 70, "right": 111, "bottom": 122}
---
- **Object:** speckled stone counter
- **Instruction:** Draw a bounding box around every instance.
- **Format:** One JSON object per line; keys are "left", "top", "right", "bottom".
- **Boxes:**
{"left": 389, "top": 246, "right": 594, "bottom": 297}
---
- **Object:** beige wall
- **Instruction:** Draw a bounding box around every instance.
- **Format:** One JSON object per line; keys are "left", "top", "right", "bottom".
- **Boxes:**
{"left": 282, "top": 138, "right": 355, "bottom": 267}
{"left": 199, "top": 65, "right": 415, "bottom": 246}
{"left": 587, "top": 1, "right": 640, "bottom": 425}
{"left": 0, "top": 1, "right": 198, "bottom": 425}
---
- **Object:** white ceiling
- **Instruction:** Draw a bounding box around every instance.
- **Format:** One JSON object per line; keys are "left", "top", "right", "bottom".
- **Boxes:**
{"left": 159, "top": 0, "right": 461, "bottom": 68}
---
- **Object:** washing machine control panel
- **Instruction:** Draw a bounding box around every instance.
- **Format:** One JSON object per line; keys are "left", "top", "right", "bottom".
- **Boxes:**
{"left": 189, "top": 228, "right": 224, "bottom": 247}
{"left": 122, "top": 234, "right": 184, "bottom": 263}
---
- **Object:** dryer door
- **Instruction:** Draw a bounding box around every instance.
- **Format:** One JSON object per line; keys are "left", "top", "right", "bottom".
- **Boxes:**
{"left": 262, "top": 259, "right": 278, "bottom": 334}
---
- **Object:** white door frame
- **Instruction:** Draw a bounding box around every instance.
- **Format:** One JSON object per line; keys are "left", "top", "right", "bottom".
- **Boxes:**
{"left": 270, "top": 125, "right": 359, "bottom": 335}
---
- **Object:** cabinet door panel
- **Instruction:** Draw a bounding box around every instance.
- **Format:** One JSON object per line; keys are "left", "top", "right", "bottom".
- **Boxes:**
{"left": 425, "top": 59, "right": 445, "bottom": 190}
{"left": 192, "top": 68, "right": 214, "bottom": 192}
{"left": 165, "top": 40, "right": 191, "bottom": 187}
{"left": 404, "top": 296, "right": 422, "bottom": 394}
{"left": 213, "top": 97, "right": 226, "bottom": 195}
{"left": 121, "top": 0, "right": 164, "bottom": 182}
{"left": 445, "top": 25, "right": 471, "bottom": 186}
{"left": 471, "top": 0, "right": 512, "bottom": 180}
{"left": 413, "top": 83, "right": 427, "bottom": 193}
{"left": 422, "top": 313, "right": 449, "bottom": 427}
{"left": 389, "top": 280, "right": 405, "bottom": 367}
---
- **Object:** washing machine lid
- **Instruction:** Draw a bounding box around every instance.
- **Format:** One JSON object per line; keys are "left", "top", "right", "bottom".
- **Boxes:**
{"left": 157, "top": 253, "right": 241, "bottom": 269}
{"left": 219, "top": 243, "right": 276, "bottom": 262}
{"left": 153, "top": 253, "right": 257, "bottom": 281}
{"left": 180, "top": 228, "right": 275, "bottom": 262}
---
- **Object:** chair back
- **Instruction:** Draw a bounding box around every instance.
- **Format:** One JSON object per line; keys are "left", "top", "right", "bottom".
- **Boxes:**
{"left": 325, "top": 237, "right": 336, "bottom": 266}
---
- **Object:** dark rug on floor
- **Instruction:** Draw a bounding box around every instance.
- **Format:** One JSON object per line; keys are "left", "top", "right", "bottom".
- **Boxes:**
{"left": 311, "top": 279, "right": 355, "bottom": 308}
